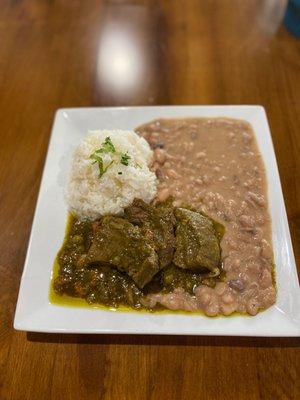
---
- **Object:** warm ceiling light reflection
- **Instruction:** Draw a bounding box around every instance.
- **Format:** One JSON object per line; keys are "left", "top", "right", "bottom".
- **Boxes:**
{"left": 97, "top": 25, "right": 144, "bottom": 94}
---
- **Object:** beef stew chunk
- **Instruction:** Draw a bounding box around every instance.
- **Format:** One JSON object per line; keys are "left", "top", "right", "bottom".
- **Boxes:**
{"left": 53, "top": 200, "right": 223, "bottom": 309}
{"left": 78, "top": 216, "right": 159, "bottom": 288}
{"left": 174, "top": 208, "right": 221, "bottom": 276}
{"left": 124, "top": 198, "right": 175, "bottom": 268}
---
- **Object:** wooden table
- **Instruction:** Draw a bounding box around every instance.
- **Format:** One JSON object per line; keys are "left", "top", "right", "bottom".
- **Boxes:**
{"left": 1, "top": 1, "right": 299, "bottom": 399}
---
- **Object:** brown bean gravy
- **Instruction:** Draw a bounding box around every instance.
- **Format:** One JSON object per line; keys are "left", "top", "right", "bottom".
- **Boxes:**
{"left": 136, "top": 118, "right": 276, "bottom": 316}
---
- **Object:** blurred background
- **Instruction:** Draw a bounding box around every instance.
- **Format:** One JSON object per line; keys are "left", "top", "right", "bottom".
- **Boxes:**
{"left": 1, "top": 0, "right": 299, "bottom": 253}
{"left": 1, "top": 0, "right": 299, "bottom": 108}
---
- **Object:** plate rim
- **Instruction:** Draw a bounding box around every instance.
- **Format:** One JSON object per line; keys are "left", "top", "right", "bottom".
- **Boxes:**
{"left": 14, "top": 105, "right": 300, "bottom": 336}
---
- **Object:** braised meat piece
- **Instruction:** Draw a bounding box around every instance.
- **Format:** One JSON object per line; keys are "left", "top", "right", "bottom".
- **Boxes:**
{"left": 124, "top": 198, "right": 175, "bottom": 269}
{"left": 174, "top": 208, "right": 221, "bottom": 276}
{"left": 78, "top": 216, "right": 159, "bottom": 288}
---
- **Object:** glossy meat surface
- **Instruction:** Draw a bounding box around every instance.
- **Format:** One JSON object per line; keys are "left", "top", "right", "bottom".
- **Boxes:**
{"left": 174, "top": 208, "right": 221, "bottom": 276}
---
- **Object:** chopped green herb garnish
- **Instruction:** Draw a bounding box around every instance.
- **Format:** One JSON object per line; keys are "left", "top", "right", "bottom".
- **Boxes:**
{"left": 99, "top": 136, "right": 116, "bottom": 154}
{"left": 120, "top": 152, "right": 131, "bottom": 166}
{"left": 90, "top": 153, "right": 104, "bottom": 177}
{"left": 89, "top": 137, "right": 116, "bottom": 178}
{"left": 90, "top": 137, "right": 132, "bottom": 178}
{"left": 90, "top": 152, "right": 114, "bottom": 178}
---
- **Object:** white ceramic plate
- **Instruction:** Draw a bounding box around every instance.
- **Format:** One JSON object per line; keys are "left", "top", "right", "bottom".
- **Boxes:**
{"left": 14, "top": 106, "right": 300, "bottom": 336}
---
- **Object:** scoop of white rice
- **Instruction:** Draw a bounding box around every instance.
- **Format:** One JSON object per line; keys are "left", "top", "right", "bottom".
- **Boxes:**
{"left": 66, "top": 129, "right": 157, "bottom": 220}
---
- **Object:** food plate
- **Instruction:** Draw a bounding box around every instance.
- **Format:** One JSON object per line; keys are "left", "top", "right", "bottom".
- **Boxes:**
{"left": 14, "top": 106, "right": 300, "bottom": 336}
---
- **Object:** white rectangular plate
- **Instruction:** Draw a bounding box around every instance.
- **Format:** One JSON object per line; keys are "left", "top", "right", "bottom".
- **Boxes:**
{"left": 14, "top": 106, "right": 300, "bottom": 336}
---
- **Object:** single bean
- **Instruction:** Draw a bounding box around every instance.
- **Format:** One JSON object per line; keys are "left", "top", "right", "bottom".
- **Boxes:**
{"left": 157, "top": 188, "right": 170, "bottom": 202}
{"left": 166, "top": 169, "right": 180, "bottom": 179}
{"left": 214, "top": 282, "right": 227, "bottom": 296}
{"left": 154, "top": 149, "right": 167, "bottom": 164}
{"left": 261, "top": 239, "right": 272, "bottom": 259}
{"left": 228, "top": 279, "right": 244, "bottom": 292}
{"left": 220, "top": 302, "right": 237, "bottom": 316}
{"left": 246, "top": 299, "right": 259, "bottom": 315}
{"left": 221, "top": 293, "right": 234, "bottom": 304}
{"left": 205, "top": 299, "right": 219, "bottom": 317}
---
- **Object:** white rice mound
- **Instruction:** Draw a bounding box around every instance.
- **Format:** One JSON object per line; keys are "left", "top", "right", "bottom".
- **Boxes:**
{"left": 66, "top": 129, "right": 157, "bottom": 220}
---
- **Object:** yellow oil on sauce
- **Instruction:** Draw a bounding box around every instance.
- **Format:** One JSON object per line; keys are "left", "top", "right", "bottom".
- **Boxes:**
{"left": 49, "top": 214, "right": 112, "bottom": 311}
{"left": 49, "top": 255, "right": 205, "bottom": 315}
{"left": 49, "top": 213, "right": 193, "bottom": 315}
{"left": 49, "top": 214, "right": 260, "bottom": 318}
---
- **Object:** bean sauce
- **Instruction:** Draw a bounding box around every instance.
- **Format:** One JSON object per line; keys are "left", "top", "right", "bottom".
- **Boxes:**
{"left": 136, "top": 118, "right": 276, "bottom": 316}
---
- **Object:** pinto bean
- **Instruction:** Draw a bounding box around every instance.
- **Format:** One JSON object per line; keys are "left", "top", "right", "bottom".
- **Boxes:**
{"left": 255, "top": 215, "right": 265, "bottom": 225}
{"left": 157, "top": 188, "right": 170, "bottom": 202}
{"left": 239, "top": 215, "right": 255, "bottom": 227}
{"left": 200, "top": 293, "right": 212, "bottom": 306}
{"left": 253, "top": 246, "right": 261, "bottom": 257}
{"left": 194, "top": 286, "right": 212, "bottom": 304}
{"left": 221, "top": 293, "right": 235, "bottom": 304}
{"left": 246, "top": 299, "right": 259, "bottom": 315}
{"left": 247, "top": 191, "right": 266, "bottom": 207}
{"left": 205, "top": 299, "right": 220, "bottom": 316}
{"left": 261, "top": 239, "right": 272, "bottom": 259}
{"left": 154, "top": 148, "right": 167, "bottom": 164}
{"left": 166, "top": 169, "right": 181, "bottom": 179}
{"left": 260, "top": 287, "right": 276, "bottom": 307}
{"left": 224, "top": 257, "right": 241, "bottom": 272}
{"left": 220, "top": 301, "right": 237, "bottom": 316}
{"left": 196, "top": 152, "right": 206, "bottom": 159}
{"left": 214, "top": 282, "right": 227, "bottom": 296}
{"left": 228, "top": 279, "right": 244, "bottom": 292}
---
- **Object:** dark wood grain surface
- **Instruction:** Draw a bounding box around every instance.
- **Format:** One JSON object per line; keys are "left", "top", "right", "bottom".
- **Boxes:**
{"left": 0, "top": 1, "right": 299, "bottom": 399}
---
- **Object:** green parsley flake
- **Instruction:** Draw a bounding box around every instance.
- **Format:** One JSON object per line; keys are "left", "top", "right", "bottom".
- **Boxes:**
{"left": 90, "top": 137, "right": 132, "bottom": 179}
{"left": 99, "top": 137, "right": 116, "bottom": 154}
{"left": 120, "top": 152, "right": 131, "bottom": 166}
